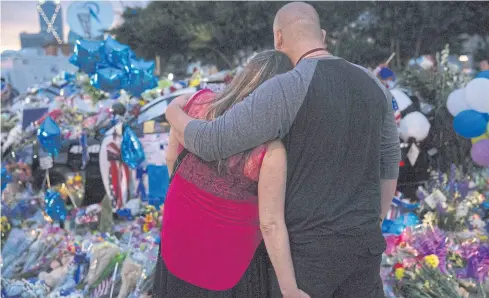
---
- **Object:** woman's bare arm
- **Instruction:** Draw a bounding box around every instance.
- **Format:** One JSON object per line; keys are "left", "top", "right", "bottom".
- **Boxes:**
{"left": 258, "top": 140, "right": 309, "bottom": 298}
{"left": 166, "top": 127, "right": 179, "bottom": 176}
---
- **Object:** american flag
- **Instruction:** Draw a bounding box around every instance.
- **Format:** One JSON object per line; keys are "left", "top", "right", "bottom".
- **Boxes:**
{"left": 91, "top": 278, "right": 111, "bottom": 298}
{"left": 392, "top": 98, "right": 402, "bottom": 126}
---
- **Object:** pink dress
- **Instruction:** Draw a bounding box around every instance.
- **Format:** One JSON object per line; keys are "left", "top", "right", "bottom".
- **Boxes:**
{"left": 160, "top": 89, "right": 268, "bottom": 291}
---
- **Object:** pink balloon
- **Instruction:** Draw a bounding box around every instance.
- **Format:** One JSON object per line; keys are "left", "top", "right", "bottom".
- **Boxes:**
{"left": 471, "top": 139, "right": 489, "bottom": 167}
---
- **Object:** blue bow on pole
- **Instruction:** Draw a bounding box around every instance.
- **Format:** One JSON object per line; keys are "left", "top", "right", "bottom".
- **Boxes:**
{"left": 136, "top": 166, "right": 147, "bottom": 201}
{"left": 79, "top": 131, "right": 89, "bottom": 169}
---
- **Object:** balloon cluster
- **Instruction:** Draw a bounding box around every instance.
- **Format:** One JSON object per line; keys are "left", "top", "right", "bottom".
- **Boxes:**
{"left": 447, "top": 77, "right": 489, "bottom": 167}
{"left": 69, "top": 37, "right": 157, "bottom": 97}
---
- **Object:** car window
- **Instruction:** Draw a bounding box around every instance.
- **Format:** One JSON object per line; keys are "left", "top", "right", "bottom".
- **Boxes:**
{"left": 137, "top": 97, "right": 173, "bottom": 124}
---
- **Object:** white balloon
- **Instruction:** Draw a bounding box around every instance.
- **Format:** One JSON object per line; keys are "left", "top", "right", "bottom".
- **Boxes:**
{"left": 465, "top": 78, "right": 489, "bottom": 113}
{"left": 399, "top": 111, "right": 431, "bottom": 142}
{"left": 390, "top": 89, "right": 412, "bottom": 112}
{"left": 446, "top": 88, "right": 470, "bottom": 116}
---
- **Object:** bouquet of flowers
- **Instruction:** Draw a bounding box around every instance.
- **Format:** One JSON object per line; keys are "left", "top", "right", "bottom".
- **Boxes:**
{"left": 395, "top": 257, "right": 466, "bottom": 298}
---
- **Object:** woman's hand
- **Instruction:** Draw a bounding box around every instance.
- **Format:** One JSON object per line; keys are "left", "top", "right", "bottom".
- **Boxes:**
{"left": 283, "top": 288, "right": 311, "bottom": 298}
{"left": 169, "top": 93, "right": 192, "bottom": 109}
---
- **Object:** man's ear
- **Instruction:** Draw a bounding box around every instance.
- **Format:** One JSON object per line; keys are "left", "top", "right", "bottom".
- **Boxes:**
{"left": 274, "top": 29, "right": 283, "bottom": 50}
{"left": 321, "top": 29, "right": 327, "bottom": 45}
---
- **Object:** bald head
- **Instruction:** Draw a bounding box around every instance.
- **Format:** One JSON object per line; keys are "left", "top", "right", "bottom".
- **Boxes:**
{"left": 273, "top": 2, "right": 326, "bottom": 63}
{"left": 274, "top": 2, "right": 319, "bottom": 29}
{"left": 274, "top": 2, "right": 323, "bottom": 41}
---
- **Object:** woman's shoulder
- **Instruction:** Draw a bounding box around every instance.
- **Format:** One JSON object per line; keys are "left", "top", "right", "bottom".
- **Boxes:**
{"left": 183, "top": 89, "right": 216, "bottom": 120}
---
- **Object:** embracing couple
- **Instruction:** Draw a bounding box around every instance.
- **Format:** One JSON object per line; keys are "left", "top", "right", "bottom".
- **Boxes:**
{"left": 153, "top": 2, "right": 400, "bottom": 298}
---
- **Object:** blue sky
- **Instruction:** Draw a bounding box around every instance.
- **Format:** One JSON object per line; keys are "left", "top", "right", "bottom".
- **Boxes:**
{"left": 0, "top": 1, "right": 148, "bottom": 52}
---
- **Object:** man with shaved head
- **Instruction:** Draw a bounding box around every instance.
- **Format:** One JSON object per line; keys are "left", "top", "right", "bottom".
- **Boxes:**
{"left": 167, "top": 2, "right": 400, "bottom": 297}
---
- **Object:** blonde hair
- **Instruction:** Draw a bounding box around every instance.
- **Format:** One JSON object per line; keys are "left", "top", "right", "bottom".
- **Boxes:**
{"left": 201, "top": 50, "right": 293, "bottom": 173}
{"left": 205, "top": 50, "right": 293, "bottom": 120}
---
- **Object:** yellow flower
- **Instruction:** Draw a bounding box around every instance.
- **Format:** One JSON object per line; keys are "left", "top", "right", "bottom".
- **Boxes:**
{"left": 424, "top": 254, "right": 440, "bottom": 269}
{"left": 395, "top": 268, "right": 405, "bottom": 280}
{"left": 424, "top": 280, "right": 430, "bottom": 289}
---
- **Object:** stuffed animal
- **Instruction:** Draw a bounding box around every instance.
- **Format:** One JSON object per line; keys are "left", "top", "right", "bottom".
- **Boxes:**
{"left": 38, "top": 253, "right": 74, "bottom": 289}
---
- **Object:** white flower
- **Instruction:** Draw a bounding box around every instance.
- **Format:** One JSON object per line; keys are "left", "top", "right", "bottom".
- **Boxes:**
{"left": 455, "top": 204, "right": 469, "bottom": 219}
{"left": 470, "top": 216, "right": 486, "bottom": 230}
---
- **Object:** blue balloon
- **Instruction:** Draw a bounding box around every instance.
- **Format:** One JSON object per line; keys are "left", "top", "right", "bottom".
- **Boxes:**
{"left": 119, "top": 57, "right": 158, "bottom": 97}
{"left": 128, "top": 58, "right": 155, "bottom": 75}
{"left": 104, "top": 36, "right": 131, "bottom": 70}
{"left": 476, "top": 70, "right": 489, "bottom": 80}
{"left": 453, "top": 110, "right": 488, "bottom": 138}
{"left": 73, "top": 39, "right": 105, "bottom": 60}
{"left": 37, "top": 116, "right": 61, "bottom": 157}
{"left": 44, "top": 189, "right": 67, "bottom": 222}
{"left": 1, "top": 168, "right": 12, "bottom": 192}
{"left": 69, "top": 50, "right": 99, "bottom": 75}
{"left": 91, "top": 67, "right": 128, "bottom": 93}
{"left": 127, "top": 71, "right": 157, "bottom": 97}
{"left": 121, "top": 126, "right": 145, "bottom": 169}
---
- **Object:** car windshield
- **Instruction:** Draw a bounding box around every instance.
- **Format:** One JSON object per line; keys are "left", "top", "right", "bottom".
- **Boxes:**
{"left": 137, "top": 98, "right": 171, "bottom": 124}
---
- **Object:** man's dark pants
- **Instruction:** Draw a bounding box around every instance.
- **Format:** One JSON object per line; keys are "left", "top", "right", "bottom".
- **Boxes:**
{"left": 269, "top": 228, "right": 386, "bottom": 298}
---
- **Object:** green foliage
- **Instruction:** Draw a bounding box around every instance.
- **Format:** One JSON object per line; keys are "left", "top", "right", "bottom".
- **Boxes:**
{"left": 110, "top": 2, "right": 371, "bottom": 71}
{"left": 80, "top": 78, "right": 107, "bottom": 104}
{"left": 397, "top": 264, "right": 462, "bottom": 298}
{"left": 110, "top": 2, "right": 489, "bottom": 73}
{"left": 88, "top": 252, "right": 127, "bottom": 290}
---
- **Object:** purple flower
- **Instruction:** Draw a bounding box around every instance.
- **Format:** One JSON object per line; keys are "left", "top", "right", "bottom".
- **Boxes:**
{"left": 411, "top": 227, "right": 448, "bottom": 272}
{"left": 459, "top": 243, "right": 489, "bottom": 282}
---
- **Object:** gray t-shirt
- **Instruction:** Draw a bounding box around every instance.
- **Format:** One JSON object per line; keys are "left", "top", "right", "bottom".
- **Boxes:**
{"left": 184, "top": 56, "right": 400, "bottom": 237}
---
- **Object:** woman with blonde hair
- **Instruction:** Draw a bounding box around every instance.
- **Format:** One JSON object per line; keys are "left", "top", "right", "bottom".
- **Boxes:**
{"left": 153, "top": 50, "right": 309, "bottom": 298}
